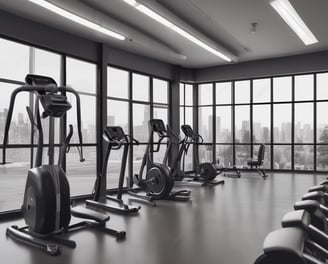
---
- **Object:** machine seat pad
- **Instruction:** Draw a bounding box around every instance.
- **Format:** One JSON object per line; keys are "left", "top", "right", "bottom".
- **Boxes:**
{"left": 309, "top": 185, "right": 327, "bottom": 193}
{"left": 294, "top": 200, "right": 320, "bottom": 212}
{"left": 263, "top": 227, "right": 305, "bottom": 258}
{"left": 281, "top": 210, "right": 311, "bottom": 228}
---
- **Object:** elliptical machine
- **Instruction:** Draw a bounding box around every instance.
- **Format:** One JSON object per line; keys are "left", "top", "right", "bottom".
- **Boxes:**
{"left": 2, "top": 75, "right": 125, "bottom": 256}
{"left": 178, "top": 124, "right": 225, "bottom": 185}
{"left": 86, "top": 126, "right": 142, "bottom": 213}
{"left": 128, "top": 119, "right": 191, "bottom": 202}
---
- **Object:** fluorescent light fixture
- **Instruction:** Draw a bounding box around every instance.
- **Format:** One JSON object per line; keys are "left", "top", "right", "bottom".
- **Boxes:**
{"left": 123, "top": 0, "right": 137, "bottom": 6}
{"left": 28, "top": 0, "right": 125, "bottom": 40}
{"left": 271, "top": 0, "right": 318, "bottom": 45}
{"left": 122, "top": 0, "right": 232, "bottom": 62}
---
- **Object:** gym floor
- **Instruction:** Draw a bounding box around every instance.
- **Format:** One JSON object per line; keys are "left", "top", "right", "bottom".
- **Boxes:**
{"left": 0, "top": 172, "right": 325, "bottom": 264}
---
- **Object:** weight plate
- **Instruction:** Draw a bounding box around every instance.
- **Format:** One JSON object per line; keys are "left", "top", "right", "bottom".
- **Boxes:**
{"left": 200, "top": 163, "right": 217, "bottom": 181}
{"left": 145, "top": 167, "right": 168, "bottom": 196}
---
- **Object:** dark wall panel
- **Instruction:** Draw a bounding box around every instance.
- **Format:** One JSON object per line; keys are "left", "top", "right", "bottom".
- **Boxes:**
{"left": 0, "top": 10, "right": 99, "bottom": 62}
{"left": 106, "top": 46, "right": 175, "bottom": 80}
{"left": 196, "top": 51, "right": 328, "bottom": 82}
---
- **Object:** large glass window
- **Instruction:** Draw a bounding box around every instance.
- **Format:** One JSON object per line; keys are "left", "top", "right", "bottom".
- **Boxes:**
{"left": 235, "top": 105, "right": 250, "bottom": 143}
{"left": 108, "top": 67, "right": 129, "bottom": 99}
{"left": 66, "top": 58, "right": 97, "bottom": 196}
{"left": 199, "top": 83, "right": 213, "bottom": 105}
{"left": 253, "top": 105, "right": 271, "bottom": 143}
{"left": 216, "top": 106, "right": 232, "bottom": 143}
{"left": 66, "top": 58, "right": 97, "bottom": 144}
{"left": 34, "top": 48, "right": 61, "bottom": 83}
{"left": 273, "top": 77, "right": 292, "bottom": 102}
{"left": 0, "top": 38, "right": 29, "bottom": 81}
{"left": 107, "top": 100, "right": 129, "bottom": 130}
{"left": 198, "top": 107, "right": 213, "bottom": 142}
{"left": 273, "top": 104, "right": 291, "bottom": 143}
{"left": 107, "top": 67, "right": 130, "bottom": 189}
{"left": 235, "top": 80, "right": 250, "bottom": 104}
{"left": 294, "top": 103, "right": 313, "bottom": 143}
{"left": 317, "top": 73, "right": 328, "bottom": 100}
{"left": 216, "top": 82, "right": 231, "bottom": 104}
{"left": 153, "top": 78, "right": 168, "bottom": 104}
{"left": 295, "top": 75, "right": 313, "bottom": 101}
{"left": 253, "top": 79, "right": 270, "bottom": 103}
{"left": 132, "top": 73, "right": 149, "bottom": 102}
{"left": 273, "top": 145, "right": 291, "bottom": 169}
{"left": 197, "top": 71, "right": 327, "bottom": 172}
{"left": 0, "top": 38, "right": 64, "bottom": 212}
{"left": 133, "top": 104, "right": 150, "bottom": 143}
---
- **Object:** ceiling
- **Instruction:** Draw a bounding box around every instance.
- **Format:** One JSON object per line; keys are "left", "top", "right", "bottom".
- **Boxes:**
{"left": 0, "top": 0, "right": 327, "bottom": 68}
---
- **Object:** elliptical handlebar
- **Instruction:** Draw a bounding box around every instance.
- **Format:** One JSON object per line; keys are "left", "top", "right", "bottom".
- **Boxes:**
{"left": 103, "top": 129, "right": 139, "bottom": 151}
{"left": 2, "top": 81, "right": 84, "bottom": 164}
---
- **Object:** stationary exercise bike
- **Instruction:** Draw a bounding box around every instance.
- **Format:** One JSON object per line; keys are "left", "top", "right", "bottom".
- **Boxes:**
{"left": 178, "top": 124, "right": 225, "bottom": 185}
{"left": 86, "top": 126, "right": 142, "bottom": 213}
{"left": 2, "top": 74, "right": 125, "bottom": 256}
{"left": 128, "top": 119, "right": 191, "bottom": 202}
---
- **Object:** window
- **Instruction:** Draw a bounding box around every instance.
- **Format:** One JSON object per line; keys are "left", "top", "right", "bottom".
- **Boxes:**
{"left": 185, "top": 84, "right": 193, "bottom": 106}
{"left": 235, "top": 80, "right": 250, "bottom": 104}
{"left": 273, "top": 145, "right": 291, "bottom": 169}
{"left": 235, "top": 105, "right": 250, "bottom": 143}
{"left": 216, "top": 82, "right": 231, "bottom": 104}
{"left": 236, "top": 145, "right": 251, "bottom": 166}
{"left": 0, "top": 83, "right": 30, "bottom": 144}
{"left": 0, "top": 38, "right": 29, "bottom": 81}
{"left": 34, "top": 48, "right": 61, "bottom": 84}
{"left": 294, "top": 103, "right": 313, "bottom": 143}
{"left": 199, "top": 83, "right": 213, "bottom": 105}
{"left": 132, "top": 73, "right": 149, "bottom": 102}
{"left": 0, "top": 39, "right": 63, "bottom": 212}
{"left": 273, "top": 77, "right": 291, "bottom": 102}
{"left": 216, "top": 145, "right": 233, "bottom": 167}
{"left": 198, "top": 107, "right": 213, "bottom": 142}
{"left": 317, "top": 73, "right": 328, "bottom": 100}
{"left": 294, "top": 145, "right": 313, "bottom": 171}
{"left": 108, "top": 67, "right": 129, "bottom": 99}
{"left": 197, "top": 72, "right": 328, "bottom": 172}
{"left": 253, "top": 79, "right": 270, "bottom": 103}
{"left": 180, "top": 83, "right": 193, "bottom": 170}
{"left": 107, "top": 100, "right": 129, "bottom": 130}
{"left": 153, "top": 78, "right": 168, "bottom": 104}
{"left": 253, "top": 105, "right": 271, "bottom": 143}
{"left": 133, "top": 104, "right": 150, "bottom": 143}
{"left": 106, "top": 67, "right": 130, "bottom": 189}
{"left": 295, "top": 75, "right": 313, "bottom": 101}
{"left": 66, "top": 58, "right": 97, "bottom": 196}
{"left": 273, "top": 104, "right": 291, "bottom": 143}
{"left": 198, "top": 145, "right": 213, "bottom": 163}
{"left": 216, "top": 106, "right": 232, "bottom": 143}
{"left": 66, "top": 58, "right": 97, "bottom": 144}
{"left": 317, "top": 103, "right": 328, "bottom": 142}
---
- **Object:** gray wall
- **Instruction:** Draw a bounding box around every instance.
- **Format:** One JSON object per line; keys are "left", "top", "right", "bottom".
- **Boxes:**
{"left": 0, "top": 10, "right": 99, "bottom": 63}
{"left": 106, "top": 46, "right": 176, "bottom": 80}
{"left": 196, "top": 51, "right": 328, "bottom": 83}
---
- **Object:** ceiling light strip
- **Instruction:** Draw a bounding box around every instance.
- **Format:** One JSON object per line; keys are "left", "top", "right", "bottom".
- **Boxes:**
{"left": 28, "top": 0, "right": 125, "bottom": 40}
{"left": 271, "top": 0, "right": 317, "bottom": 45}
{"left": 123, "top": 0, "right": 232, "bottom": 62}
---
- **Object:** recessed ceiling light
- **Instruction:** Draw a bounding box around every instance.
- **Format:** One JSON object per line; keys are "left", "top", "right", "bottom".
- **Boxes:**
{"left": 271, "top": 0, "right": 318, "bottom": 45}
{"left": 28, "top": 0, "right": 125, "bottom": 40}
{"left": 122, "top": 0, "right": 233, "bottom": 62}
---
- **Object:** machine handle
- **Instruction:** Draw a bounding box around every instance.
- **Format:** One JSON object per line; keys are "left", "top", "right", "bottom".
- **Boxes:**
{"left": 63, "top": 87, "right": 84, "bottom": 163}
{"left": 125, "top": 135, "right": 139, "bottom": 145}
{"left": 58, "top": 124, "right": 74, "bottom": 168}
{"left": 2, "top": 84, "right": 85, "bottom": 164}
